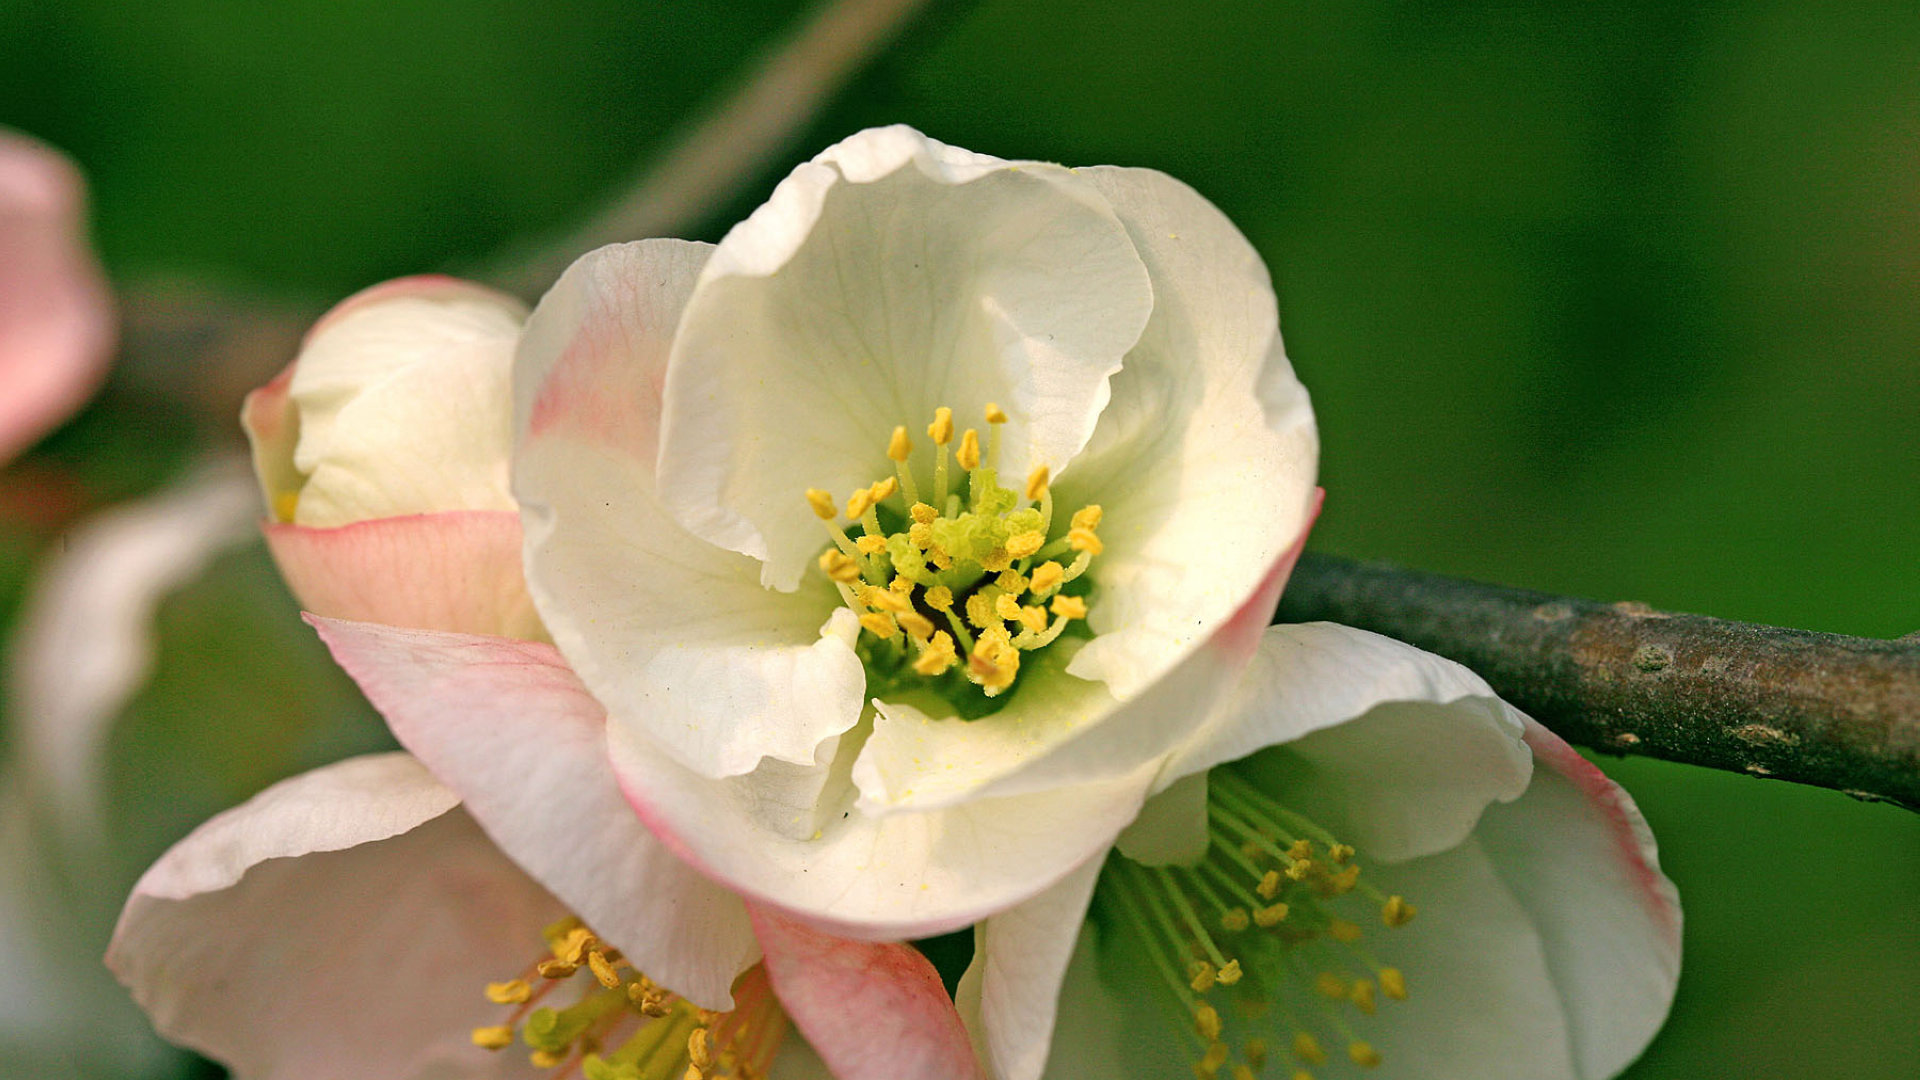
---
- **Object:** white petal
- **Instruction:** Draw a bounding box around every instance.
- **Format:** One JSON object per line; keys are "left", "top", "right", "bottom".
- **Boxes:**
{"left": 108, "top": 754, "right": 562, "bottom": 1080}
{"left": 1476, "top": 720, "right": 1682, "bottom": 1078}
{"left": 287, "top": 276, "right": 526, "bottom": 527}
{"left": 1165, "top": 623, "right": 1534, "bottom": 862}
{"left": 656, "top": 125, "right": 1153, "bottom": 589}
{"left": 954, "top": 855, "right": 1105, "bottom": 1080}
{"left": 516, "top": 239, "right": 865, "bottom": 778}
{"left": 1055, "top": 166, "right": 1317, "bottom": 702}
{"left": 310, "top": 618, "right": 761, "bottom": 1009}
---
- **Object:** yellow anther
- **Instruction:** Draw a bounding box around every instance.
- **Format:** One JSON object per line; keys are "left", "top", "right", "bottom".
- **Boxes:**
{"left": 805, "top": 488, "right": 838, "bottom": 519}
{"left": 1287, "top": 839, "right": 1314, "bottom": 861}
{"left": 956, "top": 429, "right": 981, "bottom": 471}
{"left": 1244, "top": 1039, "right": 1269, "bottom": 1069}
{"left": 1200, "top": 1041, "right": 1230, "bottom": 1073}
{"left": 1257, "top": 870, "right": 1283, "bottom": 900}
{"left": 1220, "top": 907, "right": 1250, "bottom": 932}
{"left": 891, "top": 575, "right": 915, "bottom": 594}
{"left": 898, "top": 611, "right": 936, "bottom": 641}
{"left": 845, "top": 488, "right": 874, "bottom": 520}
{"left": 995, "top": 570, "right": 1029, "bottom": 593}
{"left": 272, "top": 490, "right": 299, "bottom": 523}
{"left": 1379, "top": 967, "right": 1407, "bottom": 1000}
{"left": 910, "top": 501, "right": 939, "bottom": 525}
{"left": 994, "top": 593, "right": 1024, "bottom": 621}
{"left": 929, "top": 406, "right": 954, "bottom": 445}
{"left": 1350, "top": 978, "right": 1378, "bottom": 1015}
{"left": 855, "top": 534, "right": 888, "bottom": 555}
{"left": 1348, "top": 1041, "right": 1382, "bottom": 1068}
{"left": 968, "top": 627, "right": 1020, "bottom": 693}
{"left": 862, "top": 586, "right": 912, "bottom": 615}
{"left": 858, "top": 612, "right": 898, "bottom": 639}
{"left": 1067, "top": 527, "right": 1104, "bottom": 555}
{"left": 1327, "top": 918, "right": 1363, "bottom": 944}
{"left": 484, "top": 979, "right": 532, "bottom": 1004}
{"left": 628, "top": 982, "right": 670, "bottom": 1017}
{"left": 869, "top": 476, "right": 898, "bottom": 502}
{"left": 530, "top": 1049, "right": 566, "bottom": 1068}
{"left": 471, "top": 1025, "right": 514, "bottom": 1051}
{"left": 888, "top": 426, "right": 913, "bottom": 461}
{"left": 929, "top": 547, "right": 952, "bottom": 569}
{"left": 1050, "top": 594, "right": 1088, "bottom": 620}
{"left": 908, "top": 522, "right": 934, "bottom": 549}
{"left": 1188, "top": 960, "right": 1218, "bottom": 993}
{"left": 1231, "top": 1067, "right": 1256, "bottom": 1080}
{"left": 1329, "top": 843, "right": 1355, "bottom": 863}
{"left": 1216, "top": 958, "right": 1243, "bottom": 986}
{"left": 1254, "top": 903, "right": 1289, "bottom": 927}
{"left": 1071, "top": 505, "right": 1104, "bottom": 531}
{"left": 536, "top": 958, "right": 577, "bottom": 979}
{"left": 1029, "top": 560, "right": 1065, "bottom": 595}
{"left": 965, "top": 593, "right": 995, "bottom": 629}
{"left": 1382, "top": 895, "right": 1417, "bottom": 928}
{"left": 1292, "top": 1032, "right": 1327, "bottom": 1065}
{"left": 819, "top": 549, "right": 862, "bottom": 583}
{"left": 556, "top": 926, "right": 595, "bottom": 963}
{"left": 1285, "top": 859, "right": 1315, "bottom": 882}
{"left": 1320, "top": 865, "right": 1361, "bottom": 897}
{"left": 1314, "top": 972, "right": 1348, "bottom": 1000}
{"left": 587, "top": 949, "right": 622, "bottom": 989}
{"left": 1024, "top": 465, "right": 1049, "bottom": 500}
{"left": 1195, "top": 1004, "right": 1222, "bottom": 1041}
{"left": 925, "top": 585, "right": 954, "bottom": 611}
{"left": 1006, "top": 530, "right": 1045, "bottom": 558}
{"left": 1017, "top": 605, "right": 1048, "bottom": 633}
{"left": 688, "top": 1027, "right": 713, "bottom": 1069}
{"left": 912, "top": 632, "right": 958, "bottom": 676}
{"left": 985, "top": 402, "right": 1008, "bottom": 424}
{"left": 977, "top": 547, "right": 1013, "bottom": 572}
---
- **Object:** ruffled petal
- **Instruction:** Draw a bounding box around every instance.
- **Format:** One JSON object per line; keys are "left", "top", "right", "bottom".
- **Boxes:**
{"left": 309, "top": 618, "right": 760, "bottom": 1009}
{"left": 264, "top": 510, "right": 542, "bottom": 639}
{"left": 1055, "top": 166, "right": 1318, "bottom": 702}
{"left": 282, "top": 275, "right": 526, "bottom": 527}
{"left": 656, "top": 125, "right": 1154, "bottom": 590}
{"left": 1166, "top": 623, "right": 1534, "bottom": 862}
{"left": 954, "top": 856, "right": 1104, "bottom": 1080}
{"left": 516, "top": 239, "right": 864, "bottom": 779}
{"left": 750, "top": 904, "right": 978, "bottom": 1080}
{"left": 0, "top": 129, "right": 111, "bottom": 464}
{"left": 1475, "top": 720, "right": 1682, "bottom": 1078}
{"left": 107, "top": 754, "right": 562, "bottom": 1080}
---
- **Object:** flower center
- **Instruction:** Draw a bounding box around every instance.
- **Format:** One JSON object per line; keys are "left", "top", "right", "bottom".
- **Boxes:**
{"left": 471, "top": 916, "right": 787, "bottom": 1079}
{"left": 803, "top": 404, "right": 1104, "bottom": 716}
{"left": 1090, "top": 768, "right": 1417, "bottom": 1079}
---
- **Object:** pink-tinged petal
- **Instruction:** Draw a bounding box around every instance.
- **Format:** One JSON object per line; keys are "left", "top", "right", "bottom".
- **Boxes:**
{"left": 1164, "top": 623, "right": 1534, "bottom": 862}
{"left": 0, "top": 130, "right": 112, "bottom": 465}
{"left": 309, "top": 617, "right": 759, "bottom": 1009}
{"left": 265, "top": 509, "right": 543, "bottom": 640}
{"left": 108, "top": 754, "right": 560, "bottom": 1080}
{"left": 749, "top": 903, "right": 979, "bottom": 1080}
{"left": 516, "top": 240, "right": 865, "bottom": 780}
{"left": 240, "top": 361, "right": 300, "bottom": 511}
{"left": 1474, "top": 719, "right": 1682, "bottom": 1079}
{"left": 954, "top": 856, "right": 1104, "bottom": 1080}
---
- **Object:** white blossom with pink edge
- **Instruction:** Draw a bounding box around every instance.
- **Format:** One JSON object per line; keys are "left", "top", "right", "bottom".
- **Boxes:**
{"left": 0, "top": 129, "right": 112, "bottom": 465}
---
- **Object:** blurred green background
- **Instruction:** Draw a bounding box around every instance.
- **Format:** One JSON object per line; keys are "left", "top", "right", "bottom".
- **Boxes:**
{"left": 2, "top": 0, "right": 1915, "bottom": 1076}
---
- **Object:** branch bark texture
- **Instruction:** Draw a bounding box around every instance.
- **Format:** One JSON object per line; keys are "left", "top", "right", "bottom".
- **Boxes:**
{"left": 1276, "top": 553, "right": 1920, "bottom": 811}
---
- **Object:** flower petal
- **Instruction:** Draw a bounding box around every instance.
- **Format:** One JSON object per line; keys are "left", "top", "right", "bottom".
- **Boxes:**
{"left": 282, "top": 275, "right": 526, "bottom": 527}
{"left": 0, "top": 129, "right": 111, "bottom": 465}
{"left": 107, "top": 754, "right": 562, "bottom": 1080}
{"left": 953, "top": 855, "right": 1105, "bottom": 1080}
{"left": 1054, "top": 166, "right": 1318, "bottom": 703}
{"left": 516, "top": 239, "right": 865, "bottom": 778}
{"left": 309, "top": 618, "right": 760, "bottom": 1009}
{"left": 1164, "top": 622, "right": 1534, "bottom": 862}
{"left": 656, "top": 125, "right": 1154, "bottom": 590}
{"left": 749, "top": 903, "right": 978, "bottom": 1080}
{"left": 264, "top": 509, "right": 542, "bottom": 639}
{"left": 1475, "top": 719, "right": 1682, "bottom": 1079}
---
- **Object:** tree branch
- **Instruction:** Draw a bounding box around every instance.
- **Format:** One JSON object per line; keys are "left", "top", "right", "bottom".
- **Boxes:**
{"left": 1275, "top": 553, "right": 1920, "bottom": 811}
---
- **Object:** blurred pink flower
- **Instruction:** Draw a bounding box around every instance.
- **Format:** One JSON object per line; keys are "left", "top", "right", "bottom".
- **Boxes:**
{"left": 0, "top": 129, "right": 113, "bottom": 465}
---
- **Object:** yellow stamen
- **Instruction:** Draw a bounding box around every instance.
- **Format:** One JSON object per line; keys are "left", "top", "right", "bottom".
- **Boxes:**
{"left": 1350, "top": 978, "right": 1377, "bottom": 1015}
{"left": 1328, "top": 918, "right": 1363, "bottom": 944}
{"left": 587, "top": 950, "right": 622, "bottom": 989}
{"left": 924, "top": 585, "right": 954, "bottom": 611}
{"left": 1024, "top": 465, "right": 1050, "bottom": 500}
{"left": 1189, "top": 960, "right": 1218, "bottom": 993}
{"left": 854, "top": 534, "right": 888, "bottom": 555}
{"left": 928, "top": 407, "right": 954, "bottom": 445}
{"left": 1220, "top": 907, "right": 1251, "bottom": 932}
{"left": 910, "top": 501, "right": 939, "bottom": 525}
{"left": 912, "top": 632, "right": 958, "bottom": 676}
{"left": 845, "top": 488, "right": 874, "bottom": 520}
{"left": 472, "top": 1025, "right": 514, "bottom": 1051}
{"left": 688, "top": 1027, "right": 712, "bottom": 1069}
{"left": 1348, "top": 1041, "right": 1382, "bottom": 1068}
{"left": 1028, "top": 560, "right": 1065, "bottom": 595}
{"left": 485, "top": 979, "right": 532, "bottom": 1005}
{"left": 985, "top": 402, "right": 1009, "bottom": 425}
{"left": 272, "top": 490, "right": 300, "bottom": 523}
{"left": 887, "top": 426, "right": 913, "bottom": 461}
{"left": 1070, "top": 504, "right": 1103, "bottom": 530}
{"left": 805, "top": 488, "right": 837, "bottom": 520}
{"left": 1006, "top": 530, "right": 1045, "bottom": 558}
{"left": 898, "top": 611, "right": 936, "bottom": 641}
{"left": 861, "top": 586, "right": 912, "bottom": 615}
{"left": 1292, "top": 1032, "right": 1327, "bottom": 1065}
{"left": 1017, "top": 605, "right": 1048, "bottom": 633}
{"left": 819, "top": 549, "right": 862, "bottom": 583}
{"left": 965, "top": 593, "right": 995, "bottom": 629}
{"left": 956, "top": 429, "right": 981, "bottom": 471}
{"left": 994, "top": 593, "right": 1024, "bottom": 621}
{"left": 1067, "top": 526, "right": 1103, "bottom": 555}
{"left": 1382, "top": 896, "right": 1417, "bottom": 928}
{"left": 869, "top": 476, "right": 898, "bottom": 502}
{"left": 529, "top": 1049, "right": 566, "bottom": 1068}
{"left": 908, "top": 521, "right": 934, "bottom": 549}
{"left": 1379, "top": 967, "right": 1407, "bottom": 1001}
{"left": 1196, "top": 1004, "right": 1223, "bottom": 1040}
{"left": 1314, "top": 972, "right": 1348, "bottom": 1000}
{"left": 1257, "top": 870, "right": 1283, "bottom": 900}
{"left": 1216, "top": 958, "right": 1243, "bottom": 986}
{"left": 1254, "top": 903, "right": 1289, "bottom": 927}
{"left": 858, "top": 612, "right": 898, "bottom": 639}
{"left": 1050, "top": 594, "right": 1088, "bottom": 619}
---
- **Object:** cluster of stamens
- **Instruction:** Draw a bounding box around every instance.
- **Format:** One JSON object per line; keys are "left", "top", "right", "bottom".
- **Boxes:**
{"left": 472, "top": 916, "right": 786, "bottom": 1080}
{"left": 805, "top": 404, "right": 1104, "bottom": 709}
{"left": 1094, "top": 768, "right": 1418, "bottom": 1080}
